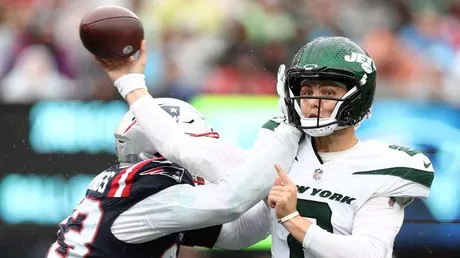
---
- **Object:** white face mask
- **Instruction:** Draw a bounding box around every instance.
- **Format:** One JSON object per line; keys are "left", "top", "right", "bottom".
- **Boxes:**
{"left": 302, "top": 121, "right": 339, "bottom": 137}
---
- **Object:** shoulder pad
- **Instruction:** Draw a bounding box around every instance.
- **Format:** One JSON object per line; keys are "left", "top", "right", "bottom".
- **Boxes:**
{"left": 352, "top": 143, "right": 434, "bottom": 198}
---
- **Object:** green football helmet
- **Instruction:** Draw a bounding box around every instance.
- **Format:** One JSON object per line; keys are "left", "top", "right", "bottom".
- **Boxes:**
{"left": 283, "top": 36, "right": 377, "bottom": 137}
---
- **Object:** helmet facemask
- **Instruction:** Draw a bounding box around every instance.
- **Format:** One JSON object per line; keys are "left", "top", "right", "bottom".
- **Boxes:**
{"left": 284, "top": 36, "right": 377, "bottom": 137}
{"left": 285, "top": 66, "right": 369, "bottom": 137}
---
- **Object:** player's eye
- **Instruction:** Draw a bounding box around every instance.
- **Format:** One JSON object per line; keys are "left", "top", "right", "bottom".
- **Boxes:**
{"left": 320, "top": 88, "right": 335, "bottom": 97}
{"left": 301, "top": 89, "right": 313, "bottom": 96}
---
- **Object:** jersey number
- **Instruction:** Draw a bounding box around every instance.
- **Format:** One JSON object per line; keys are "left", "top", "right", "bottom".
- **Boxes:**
{"left": 50, "top": 198, "right": 103, "bottom": 257}
{"left": 287, "top": 200, "right": 333, "bottom": 258}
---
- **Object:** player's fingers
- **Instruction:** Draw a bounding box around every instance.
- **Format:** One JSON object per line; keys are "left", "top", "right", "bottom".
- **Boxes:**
{"left": 268, "top": 194, "right": 284, "bottom": 206}
{"left": 97, "top": 57, "right": 129, "bottom": 70}
{"left": 277, "top": 64, "right": 285, "bottom": 81}
{"left": 274, "top": 176, "right": 282, "bottom": 186}
{"left": 274, "top": 164, "right": 293, "bottom": 185}
{"left": 137, "top": 40, "right": 147, "bottom": 65}
{"left": 267, "top": 195, "right": 278, "bottom": 208}
{"left": 269, "top": 189, "right": 285, "bottom": 197}
{"left": 94, "top": 57, "right": 109, "bottom": 70}
{"left": 280, "top": 196, "right": 290, "bottom": 206}
{"left": 271, "top": 186, "right": 286, "bottom": 192}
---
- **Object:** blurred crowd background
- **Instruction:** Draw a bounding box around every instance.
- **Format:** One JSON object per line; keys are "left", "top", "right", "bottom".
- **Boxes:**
{"left": 2, "top": 0, "right": 460, "bottom": 104}
{"left": 2, "top": 0, "right": 460, "bottom": 258}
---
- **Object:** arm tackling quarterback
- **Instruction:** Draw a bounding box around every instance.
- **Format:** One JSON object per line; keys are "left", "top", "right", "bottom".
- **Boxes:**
{"left": 214, "top": 200, "right": 272, "bottom": 249}
{"left": 130, "top": 95, "right": 242, "bottom": 182}
{"left": 126, "top": 121, "right": 301, "bottom": 237}
{"left": 181, "top": 200, "right": 272, "bottom": 250}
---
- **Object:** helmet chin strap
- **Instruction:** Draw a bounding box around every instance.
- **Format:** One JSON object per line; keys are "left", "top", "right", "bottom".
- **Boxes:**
{"left": 304, "top": 124, "right": 338, "bottom": 137}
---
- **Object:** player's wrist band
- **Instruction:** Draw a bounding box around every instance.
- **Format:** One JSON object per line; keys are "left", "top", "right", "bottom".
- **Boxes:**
{"left": 278, "top": 211, "right": 300, "bottom": 224}
{"left": 114, "top": 73, "right": 148, "bottom": 99}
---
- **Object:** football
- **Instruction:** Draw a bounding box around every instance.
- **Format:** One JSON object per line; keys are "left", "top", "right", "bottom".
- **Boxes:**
{"left": 79, "top": 5, "right": 144, "bottom": 59}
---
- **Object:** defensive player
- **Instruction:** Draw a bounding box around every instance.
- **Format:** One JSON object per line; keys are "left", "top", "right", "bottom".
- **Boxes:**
{"left": 98, "top": 37, "right": 435, "bottom": 258}
{"left": 45, "top": 97, "right": 301, "bottom": 258}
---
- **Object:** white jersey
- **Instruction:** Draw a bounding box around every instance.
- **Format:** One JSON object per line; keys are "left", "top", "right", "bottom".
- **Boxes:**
{"left": 271, "top": 137, "right": 434, "bottom": 258}
{"left": 46, "top": 93, "right": 301, "bottom": 258}
{"left": 110, "top": 96, "right": 300, "bottom": 247}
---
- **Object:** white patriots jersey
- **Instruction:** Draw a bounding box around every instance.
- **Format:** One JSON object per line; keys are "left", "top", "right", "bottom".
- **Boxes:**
{"left": 271, "top": 137, "right": 435, "bottom": 258}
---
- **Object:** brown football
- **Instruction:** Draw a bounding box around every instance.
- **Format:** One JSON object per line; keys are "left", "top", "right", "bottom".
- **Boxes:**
{"left": 79, "top": 5, "right": 144, "bottom": 59}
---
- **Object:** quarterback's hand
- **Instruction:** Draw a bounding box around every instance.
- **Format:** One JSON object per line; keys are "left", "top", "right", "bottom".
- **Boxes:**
{"left": 276, "top": 64, "right": 289, "bottom": 120}
{"left": 95, "top": 40, "right": 147, "bottom": 82}
{"left": 268, "top": 164, "right": 298, "bottom": 219}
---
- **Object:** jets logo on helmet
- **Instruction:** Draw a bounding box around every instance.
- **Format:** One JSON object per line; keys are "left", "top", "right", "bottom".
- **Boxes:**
{"left": 344, "top": 52, "right": 376, "bottom": 74}
{"left": 283, "top": 36, "right": 377, "bottom": 137}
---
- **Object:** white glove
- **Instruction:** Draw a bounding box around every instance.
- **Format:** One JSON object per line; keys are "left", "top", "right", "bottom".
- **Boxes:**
{"left": 277, "top": 64, "right": 289, "bottom": 121}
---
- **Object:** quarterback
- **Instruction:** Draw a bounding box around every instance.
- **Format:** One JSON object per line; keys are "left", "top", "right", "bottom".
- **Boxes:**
{"left": 266, "top": 36, "right": 435, "bottom": 258}
{"left": 96, "top": 37, "right": 435, "bottom": 258}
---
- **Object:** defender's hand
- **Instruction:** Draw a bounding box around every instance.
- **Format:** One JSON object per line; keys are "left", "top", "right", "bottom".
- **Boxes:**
{"left": 268, "top": 164, "right": 298, "bottom": 219}
{"left": 96, "top": 40, "right": 147, "bottom": 82}
{"left": 276, "top": 64, "right": 289, "bottom": 120}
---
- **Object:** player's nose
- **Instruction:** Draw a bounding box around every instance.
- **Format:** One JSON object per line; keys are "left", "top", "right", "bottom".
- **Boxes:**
{"left": 308, "top": 97, "right": 320, "bottom": 109}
